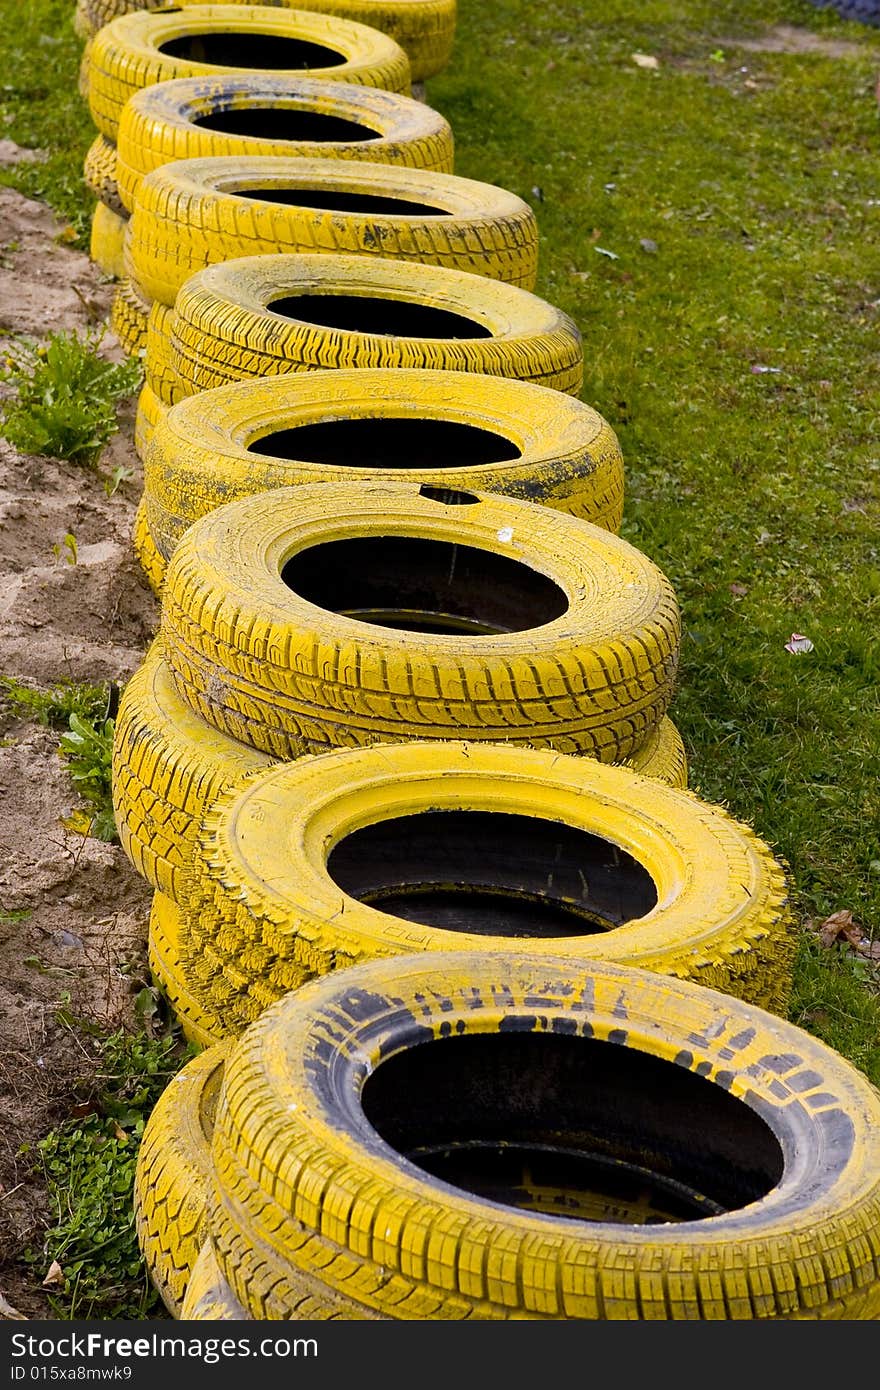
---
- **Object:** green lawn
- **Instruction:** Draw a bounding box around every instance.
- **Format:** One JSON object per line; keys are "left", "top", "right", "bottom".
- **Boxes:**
{"left": 0, "top": 0, "right": 878, "bottom": 1077}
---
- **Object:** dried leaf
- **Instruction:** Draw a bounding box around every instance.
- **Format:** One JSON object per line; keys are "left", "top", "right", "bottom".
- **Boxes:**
{"left": 632, "top": 53, "right": 660, "bottom": 70}
{"left": 0, "top": 1290, "right": 27, "bottom": 1320}
{"left": 42, "top": 1260, "right": 64, "bottom": 1289}
{"left": 816, "top": 910, "right": 862, "bottom": 950}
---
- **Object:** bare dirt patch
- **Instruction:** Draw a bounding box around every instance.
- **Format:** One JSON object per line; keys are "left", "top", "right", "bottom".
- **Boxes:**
{"left": 717, "top": 24, "right": 870, "bottom": 58}
{"left": 0, "top": 183, "right": 158, "bottom": 1319}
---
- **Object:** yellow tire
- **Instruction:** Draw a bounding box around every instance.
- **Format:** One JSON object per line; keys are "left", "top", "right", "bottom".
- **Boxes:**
{"left": 148, "top": 891, "right": 227, "bottom": 1048}
{"left": 185, "top": 739, "right": 792, "bottom": 1039}
{"left": 142, "top": 369, "right": 624, "bottom": 567}
{"left": 110, "top": 276, "right": 149, "bottom": 357}
{"left": 74, "top": 0, "right": 93, "bottom": 40}
{"left": 89, "top": 202, "right": 127, "bottom": 279}
{"left": 117, "top": 75, "right": 454, "bottom": 217}
{"left": 144, "top": 299, "right": 180, "bottom": 407}
{"left": 112, "top": 638, "right": 274, "bottom": 903}
{"left": 77, "top": 1, "right": 453, "bottom": 82}
{"left": 127, "top": 155, "right": 539, "bottom": 308}
{"left": 212, "top": 951, "right": 880, "bottom": 1320}
{"left": 161, "top": 480, "right": 679, "bottom": 760}
{"left": 625, "top": 714, "right": 687, "bottom": 787}
{"left": 83, "top": 133, "right": 126, "bottom": 216}
{"left": 181, "top": 1240, "right": 250, "bottom": 1320}
{"left": 87, "top": 4, "right": 412, "bottom": 141}
{"left": 169, "top": 252, "right": 584, "bottom": 398}
{"left": 134, "top": 1037, "right": 230, "bottom": 1314}
{"left": 132, "top": 491, "right": 165, "bottom": 593}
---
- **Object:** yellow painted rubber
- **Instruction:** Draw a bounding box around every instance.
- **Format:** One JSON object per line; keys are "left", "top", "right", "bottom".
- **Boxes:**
{"left": 161, "top": 481, "right": 679, "bottom": 760}
{"left": 117, "top": 75, "right": 453, "bottom": 217}
{"left": 83, "top": 134, "right": 126, "bottom": 216}
{"left": 110, "top": 276, "right": 149, "bottom": 357}
{"left": 89, "top": 202, "right": 127, "bottom": 279}
{"left": 181, "top": 1239, "right": 250, "bottom": 1320}
{"left": 127, "top": 156, "right": 538, "bottom": 309}
{"left": 83, "top": 0, "right": 453, "bottom": 81}
{"left": 142, "top": 369, "right": 624, "bottom": 570}
{"left": 87, "top": 5, "right": 412, "bottom": 141}
{"left": 134, "top": 1038, "right": 231, "bottom": 1315}
{"left": 213, "top": 951, "right": 880, "bottom": 1320}
{"left": 144, "top": 299, "right": 180, "bottom": 407}
{"left": 169, "top": 252, "right": 584, "bottom": 399}
{"left": 132, "top": 491, "right": 165, "bottom": 593}
{"left": 112, "top": 639, "right": 274, "bottom": 902}
{"left": 624, "top": 714, "right": 687, "bottom": 787}
{"left": 74, "top": 0, "right": 93, "bottom": 40}
{"left": 148, "top": 891, "right": 227, "bottom": 1048}
{"left": 185, "top": 740, "right": 792, "bottom": 1039}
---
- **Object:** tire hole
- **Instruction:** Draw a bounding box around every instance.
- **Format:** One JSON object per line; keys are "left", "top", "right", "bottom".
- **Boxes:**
{"left": 158, "top": 33, "right": 347, "bottom": 70}
{"left": 418, "top": 486, "right": 480, "bottom": 505}
{"left": 191, "top": 107, "right": 381, "bottom": 143}
{"left": 248, "top": 418, "right": 521, "bottom": 468}
{"left": 362, "top": 1032, "right": 784, "bottom": 1223}
{"left": 281, "top": 537, "right": 567, "bottom": 634}
{"left": 268, "top": 293, "right": 493, "bottom": 339}
{"left": 237, "top": 186, "right": 452, "bottom": 217}
{"left": 327, "top": 810, "right": 657, "bottom": 934}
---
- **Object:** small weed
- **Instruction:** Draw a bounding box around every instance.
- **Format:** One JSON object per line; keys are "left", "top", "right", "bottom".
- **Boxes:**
{"left": 103, "top": 464, "right": 134, "bottom": 498}
{"left": 59, "top": 712, "right": 116, "bottom": 842}
{"left": 52, "top": 531, "right": 78, "bottom": 566}
{"left": 0, "top": 328, "right": 142, "bottom": 466}
{"left": 0, "top": 675, "right": 108, "bottom": 729}
{"left": 22, "top": 1026, "right": 191, "bottom": 1320}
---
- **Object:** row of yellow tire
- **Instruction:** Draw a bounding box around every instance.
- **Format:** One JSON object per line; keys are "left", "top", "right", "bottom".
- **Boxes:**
{"left": 73, "top": 2, "right": 880, "bottom": 1321}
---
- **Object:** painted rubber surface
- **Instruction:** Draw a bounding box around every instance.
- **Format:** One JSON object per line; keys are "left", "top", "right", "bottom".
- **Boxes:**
{"left": 83, "top": 134, "right": 126, "bottom": 216}
{"left": 132, "top": 491, "right": 164, "bottom": 593}
{"left": 142, "top": 368, "right": 624, "bottom": 569}
{"left": 134, "top": 1039, "right": 230, "bottom": 1314}
{"left": 112, "top": 638, "right": 273, "bottom": 902}
{"left": 181, "top": 1240, "right": 251, "bottom": 1320}
{"left": 89, "top": 202, "right": 127, "bottom": 280}
{"left": 184, "top": 739, "right": 791, "bottom": 1038}
{"left": 86, "top": 4, "right": 412, "bottom": 141}
{"left": 169, "top": 252, "right": 584, "bottom": 397}
{"left": 110, "top": 276, "right": 149, "bottom": 357}
{"left": 78, "top": 0, "right": 454, "bottom": 81}
{"left": 160, "top": 480, "right": 679, "bottom": 760}
{"left": 144, "top": 299, "right": 180, "bottom": 408}
{"left": 148, "top": 891, "right": 227, "bottom": 1049}
{"left": 624, "top": 714, "right": 686, "bottom": 787}
{"left": 117, "top": 74, "right": 454, "bottom": 216}
{"left": 209, "top": 950, "right": 880, "bottom": 1320}
{"left": 126, "top": 155, "right": 539, "bottom": 307}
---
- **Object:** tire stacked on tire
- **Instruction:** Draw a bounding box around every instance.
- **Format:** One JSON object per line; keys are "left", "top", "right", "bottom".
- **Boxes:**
{"left": 78, "top": 3, "right": 416, "bottom": 354}
{"left": 152, "top": 954, "right": 880, "bottom": 1321}
{"left": 72, "top": 0, "right": 458, "bottom": 85}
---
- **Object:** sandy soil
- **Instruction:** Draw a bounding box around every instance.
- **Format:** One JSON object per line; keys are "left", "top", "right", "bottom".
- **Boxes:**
{"left": 0, "top": 162, "right": 158, "bottom": 1318}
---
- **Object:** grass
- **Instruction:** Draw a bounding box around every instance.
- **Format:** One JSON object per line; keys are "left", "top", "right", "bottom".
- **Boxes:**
{"left": 0, "top": 328, "right": 142, "bottom": 467}
{"left": 0, "top": 0, "right": 95, "bottom": 245}
{"left": 1, "top": 676, "right": 118, "bottom": 840}
{"left": 21, "top": 1026, "right": 190, "bottom": 1320}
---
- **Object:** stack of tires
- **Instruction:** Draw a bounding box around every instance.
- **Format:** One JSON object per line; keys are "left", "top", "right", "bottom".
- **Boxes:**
{"left": 73, "top": 0, "right": 880, "bottom": 1322}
